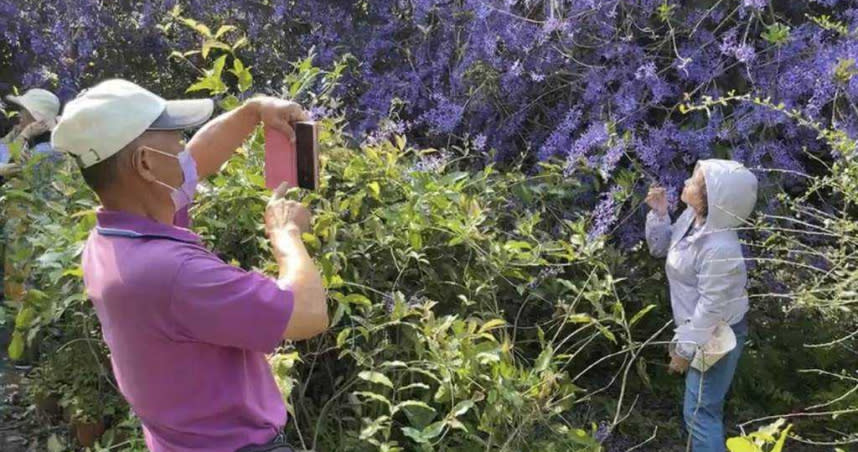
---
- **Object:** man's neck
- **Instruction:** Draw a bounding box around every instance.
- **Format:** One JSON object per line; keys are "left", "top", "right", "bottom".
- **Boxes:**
{"left": 100, "top": 193, "right": 174, "bottom": 225}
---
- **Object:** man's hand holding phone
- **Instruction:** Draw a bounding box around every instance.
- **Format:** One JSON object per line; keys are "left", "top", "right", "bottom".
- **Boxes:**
{"left": 253, "top": 97, "right": 309, "bottom": 144}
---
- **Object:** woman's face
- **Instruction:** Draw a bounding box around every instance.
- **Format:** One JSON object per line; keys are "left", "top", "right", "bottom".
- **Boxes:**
{"left": 681, "top": 166, "right": 707, "bottom": 216}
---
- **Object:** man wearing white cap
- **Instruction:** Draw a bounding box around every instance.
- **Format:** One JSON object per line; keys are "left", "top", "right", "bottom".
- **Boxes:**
{"left": 51, "top": 79, "right": 327, "bottom": 452}
{"left": 0, "top": 88, "right": 61, "bottom": 178}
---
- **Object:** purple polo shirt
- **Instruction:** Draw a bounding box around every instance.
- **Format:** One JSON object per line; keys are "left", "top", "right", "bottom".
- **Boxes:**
{"left": 82, "top": 209, "right": 294, "bottom": 452}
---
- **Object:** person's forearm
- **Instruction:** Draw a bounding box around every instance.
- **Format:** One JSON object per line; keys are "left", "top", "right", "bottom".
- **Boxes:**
{"left": 272, "top": 227, "right": 328, "bottom": 339}
{"left": 187, "top": 99, "right": 261, "bottom": 179}
{"left": 272, "top": 227, "right": 314, "bottom": 280}
{"left": 273, "top": 228, "right": 325, "bottom": 309}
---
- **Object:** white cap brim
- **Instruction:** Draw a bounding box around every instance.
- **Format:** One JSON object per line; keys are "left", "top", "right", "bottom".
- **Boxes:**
{"left": 5, "top": 93, "right": 58, "bottom": 123}
{"left": 4, "top": 95, "right": 32, "bottom": 116}
{"left": 148, "top": 99, "right": 215, "bottom": 131}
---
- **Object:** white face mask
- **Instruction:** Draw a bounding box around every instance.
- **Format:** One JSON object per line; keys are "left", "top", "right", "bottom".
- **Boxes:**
{"left": 147, "top": 148, "right": 198, "bottom": 212}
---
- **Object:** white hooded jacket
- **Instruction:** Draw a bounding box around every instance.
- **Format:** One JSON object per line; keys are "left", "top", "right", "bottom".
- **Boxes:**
{"left": 645, "top": 159, "right": 758, "bottom": 357}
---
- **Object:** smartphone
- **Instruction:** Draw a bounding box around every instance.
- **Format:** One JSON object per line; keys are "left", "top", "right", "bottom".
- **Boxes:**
{"left": 264, "top": 121, "right": 319, "bottom": 191}
{"left": 264, "top": 126, "right": 297, "bottom": 190}
{"left": 295, "top": 121, "right": 319, "bottom": 190}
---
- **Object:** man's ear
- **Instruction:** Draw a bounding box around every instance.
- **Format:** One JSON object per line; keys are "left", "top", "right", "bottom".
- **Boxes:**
{"left": 131, "top": 146, "right": 158, "bottom": 183}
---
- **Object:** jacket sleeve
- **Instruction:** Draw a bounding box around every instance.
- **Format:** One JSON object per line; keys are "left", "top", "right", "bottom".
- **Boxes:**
{"left": 675, "top": 246, "right": 747, "bottom": 353}
{"left": 645, "top": 210, "right": 672, "bottom": 258}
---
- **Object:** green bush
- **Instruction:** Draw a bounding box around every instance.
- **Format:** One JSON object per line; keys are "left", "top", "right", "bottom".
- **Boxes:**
{"left": 2, "top": 42, "right": 651, "bottom": 449}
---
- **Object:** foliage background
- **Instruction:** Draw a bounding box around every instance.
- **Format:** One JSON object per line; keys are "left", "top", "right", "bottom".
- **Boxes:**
{"left": 1, "top": 0, "right": 857, "bottom": 450}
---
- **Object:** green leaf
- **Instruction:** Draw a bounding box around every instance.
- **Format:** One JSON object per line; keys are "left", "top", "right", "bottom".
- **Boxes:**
{"left": 326, "top": 274, "right": 345, "bottom": 289}
{"left": 62, "top": 266, "right": 84, "bottom": 278}
{"left": 187, "top": 55, "right": 229, "bottom": 94}
{"left": 534, "top": 345, "right": 553, "bottom": 373}
{"left": 360, "top": 415, "right": 389, "bottom": 440}
{"left": 477, "top": 318, "right": 506, "bottom": 334}
{"left": 14, "top": 307, "right": 35, "bottom": 329}
{"left": 229, "top": 58, "right": 254, "bottom": 92}
{"left": 302, "top": 232, "right": 321, "bottom": 250}
{"left": 567, "top": 313, "right": 592, "bottom": 324}
{"left": 401, "top": 427, "right": 428, "bottom": 444}
{"left": 380, "top": 360, "right": 408, "bottom": 368}
{"left": 354, "top": 391, "right": 392, "bottom": 409}
{"left": 212, "top": 54, "right": 228, "bottom": 75}
{"left": 400, "top": 382, "right": 431, "bottom": 391}
{"left": 214, "top": 25, "right": 237, "bottom": 39}
{"left": 336, "top": 328, "right": 351, "bottom": 347}
{"left": 368, "top": 181, "right": 381, "bottom": 199}
{"left": 202, "top": 39, "right": 231, "bottom": 60}
{"left": 8, "top": 331, "right": 24, "bottom": 360}
{"left": 219, "top": 95, "right": 241, "bottom": 111}
{"left": 344, "top": 293, "right": 372, "bottom": 306}
{"left": 657, "top": 1, "right": 677, "bottom": 23}
{"left": 834, "top": 58, "right": 858, "bottom": 84}
{"left": 186, "top": 75, "right": 225, "bottom": 94}
{"left": 595, "top": 323, "right": 617, "bottom": 343}
{"left": 762, "top": 22, "right": 791, "bottom": 46}
{"left": 395, "top": 400, "right": 438, "bottom": 429}
{"left": 727, "top": 437, "right": 762, "bottom": 452}
{"left": 358, "top": 371, "right": 394, "bottom": 388}
{"left": 630, "top": 304, "right": 656, "bottom": 327}
{"left": 408, "top": 230, "right": 423, "bottom": 250}
{"left": 755, "top": 418, "right": 786, "bottom": 441}
{"left": 567, "top": 428, "right": 601, "bottom": 446}
{"left": 395, "top": 135, "right": 407, "bottom": 150}
{"left": 180, "top": 18, "right": 212, "bottom": 38}
{"left": 726, "top": 437, "right": 760, "bottom": 452}
{"left": 503, "top": 241, "right": 533, "bottom": 252}
{"left": 772, "top": 424, "right": 792, "bottom": 452}
{"left": 421, "top": 421, "right": 445, "bottom": 440}
{"left": 232, "top": 36, "right": 249, "bottom": 51}
{"left": 394, "top": 400, "right": 436, "bottom": 415}
{"left": 450, "top": 399, "right": 474, "bottom": 417}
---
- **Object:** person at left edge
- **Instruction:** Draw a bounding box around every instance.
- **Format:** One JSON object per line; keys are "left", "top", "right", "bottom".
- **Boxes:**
{"left": 0, "top": 88, "right": 61, "bottom": 182}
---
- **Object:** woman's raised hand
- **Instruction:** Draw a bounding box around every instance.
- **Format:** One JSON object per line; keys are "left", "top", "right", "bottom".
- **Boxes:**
{"left": 645, "top": 184, "right": 668, "bottom": 216}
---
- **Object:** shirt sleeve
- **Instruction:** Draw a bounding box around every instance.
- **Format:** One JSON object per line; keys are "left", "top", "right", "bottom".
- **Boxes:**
{"left": 675, "top": 246, "right": 747, "bottom": 349}
{"left": 169, "top": 252, "right": 294, "bottom": 353}
{"left": 30, "top": 142, "right": 53, "bottom": 155}
{"left": 0, "top": 142, "right": 10, "bottom": 164}
{"left": 645, "top": 210, "right": 672, "bottom": 258}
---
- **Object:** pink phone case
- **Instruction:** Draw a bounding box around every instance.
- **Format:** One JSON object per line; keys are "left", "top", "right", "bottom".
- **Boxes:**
{"left": 264, "top": 126, "right": 298, "bottom": 190}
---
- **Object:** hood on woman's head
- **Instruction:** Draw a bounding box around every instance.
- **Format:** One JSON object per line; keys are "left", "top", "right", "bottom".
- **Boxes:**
{"left": 699, "top": 159, "right": 758, "bottom": 231}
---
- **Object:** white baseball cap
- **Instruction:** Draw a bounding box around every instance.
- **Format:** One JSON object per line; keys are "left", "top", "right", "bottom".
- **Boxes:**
{"left": 5, "top": 88, "right": 60, "bottom": 123}
{"left": 51, "top": 79, "right": 214, "bottom": 168}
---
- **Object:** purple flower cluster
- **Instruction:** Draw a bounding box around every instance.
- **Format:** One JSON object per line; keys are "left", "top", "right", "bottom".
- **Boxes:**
{"left": 742, "top": 0, "right": 768, "bottom": 10}
{"left": 2, "top": 0, "right": 856, "bottom": 247}
{"left": 588, "top": 187, "right": 623, "bottom": 240}
{"left": 411, "top": 150, "right": 451, "bottom": 174}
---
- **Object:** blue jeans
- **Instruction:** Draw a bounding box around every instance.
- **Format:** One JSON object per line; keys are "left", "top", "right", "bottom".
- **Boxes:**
{"left": 683, "top": 317, "right": 748, "bottom": 452}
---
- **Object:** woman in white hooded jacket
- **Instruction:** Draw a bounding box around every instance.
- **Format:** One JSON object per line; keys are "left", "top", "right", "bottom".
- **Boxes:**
{"left": 645, "top": 159, "right": 757, "bottom": 452}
